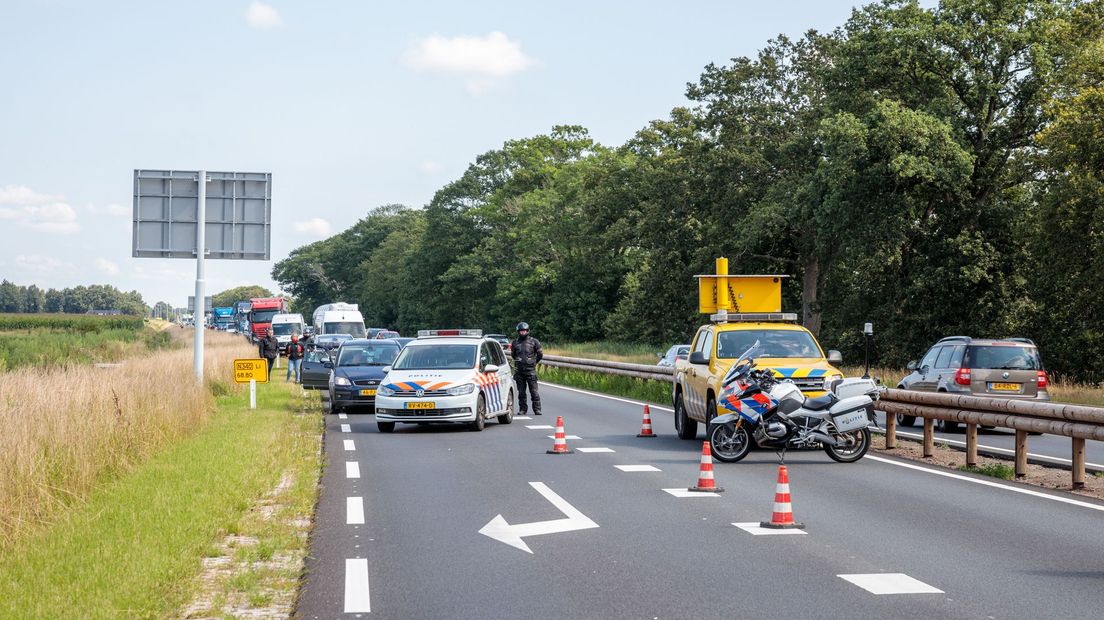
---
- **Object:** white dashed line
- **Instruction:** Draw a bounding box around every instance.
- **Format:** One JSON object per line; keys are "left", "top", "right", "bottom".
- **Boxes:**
{"left": 343, "top": 439, "right": 355, "bottom": 451}
{"left": 341, "top": 424, "right": 351, "bottom": 433}
{"left": 540, "top": 382, "right": 673, "bottom": 412}
{"left": 344, "top": 558, "right": 371, "bottom": 612}
{"left": 347, "top": 497, "right": 365, "bottom": 525}
{"left": 663, "top": 488, "right": 721, "bottom": 498}
{"left": 733, "top": 522, "right": 808, "bottom": 536}
{"left": 577, "top": 447, "right": 615, "bottom": 453}
{"left": 514, "top": 416, "right": 532, "bottom": 420}
{"left": 526, "top": 425, "right": 554, "bottom": 430}
{"left": 346, "top": 462, "right": 360, "bottom": 479}
{"left": 839, "top": 573, "right": 943, "bottom": 595}
{"left": 546, "top": 435, "right": 581, "bottom": 440}
{"left": 338, "top": 412, "right": 348, "bottom": 420}
{"left": 615, "top": 465, "right": 661, "bottom": 472}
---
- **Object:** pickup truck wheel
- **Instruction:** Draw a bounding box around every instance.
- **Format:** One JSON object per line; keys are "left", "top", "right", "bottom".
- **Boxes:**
{"left": 675, "top": 393, "right": 697, "bottom": 440}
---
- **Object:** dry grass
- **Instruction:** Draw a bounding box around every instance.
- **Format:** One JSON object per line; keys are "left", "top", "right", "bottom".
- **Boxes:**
{"left": 0, "top": 331, "right": 255, "bottom": 545}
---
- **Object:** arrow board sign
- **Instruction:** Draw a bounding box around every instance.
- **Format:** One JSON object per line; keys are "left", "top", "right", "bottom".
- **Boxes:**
{"left": 479, "top": 482, "right": 598, "bottom": 554}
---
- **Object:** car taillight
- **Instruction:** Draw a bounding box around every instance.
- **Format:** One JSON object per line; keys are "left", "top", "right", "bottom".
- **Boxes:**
{"left": 954, "top": 368, "right": 971, "bottom": 386}
{"left": 1037, "top": 371, "right": 1048, "bottom": 389}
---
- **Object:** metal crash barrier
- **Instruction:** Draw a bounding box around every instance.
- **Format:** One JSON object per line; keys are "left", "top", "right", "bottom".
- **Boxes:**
{"left": 541, "top": 355, "right": 676, "bottom": 382}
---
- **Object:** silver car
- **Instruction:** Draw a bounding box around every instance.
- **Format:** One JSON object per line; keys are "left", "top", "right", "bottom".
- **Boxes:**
{"left": 657, "top": 344, "right": 691, "bottom": 367}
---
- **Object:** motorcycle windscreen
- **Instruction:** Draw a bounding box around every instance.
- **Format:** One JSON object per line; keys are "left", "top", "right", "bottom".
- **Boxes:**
{"left": 719, "top": 392, "right": 777, "bottom": 423}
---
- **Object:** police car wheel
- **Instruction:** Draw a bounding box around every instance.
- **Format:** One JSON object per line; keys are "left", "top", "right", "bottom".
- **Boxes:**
{"left": 377, "top": 421, "right": 395, "bottom": 433}
{"left": 497, "top": 390, "right": 514, "bottom": 425}
{"left": 675, "top": 393, "right": 697, "bottom": 440}
{"left": 470, "top": 396, "right": 486, "bottom": 432}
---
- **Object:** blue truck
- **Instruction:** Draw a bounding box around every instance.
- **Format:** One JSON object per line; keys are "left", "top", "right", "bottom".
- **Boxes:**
{"left": 212, "top": 306, "right": 236, "bottom": 331}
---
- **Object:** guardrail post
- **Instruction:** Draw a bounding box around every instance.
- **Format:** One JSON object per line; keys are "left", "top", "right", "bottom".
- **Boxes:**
{"left": 965, "top": 423, "right": 978, "bottom": 468}
{"left": 1072, "top": 437, "right": 1086, "bottom": 489}
{"left": 923, "top": 417, "right": 934, "bottom": 458}
{"left": 1015, "top": 430, "right": 1028, "bottom": 478}
{"left": 885, "top": 411, "right": 896, "bottom": 449}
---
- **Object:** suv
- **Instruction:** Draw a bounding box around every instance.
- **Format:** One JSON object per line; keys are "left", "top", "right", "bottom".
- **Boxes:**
{"left": 896, "top": 337, "right": 1049, "bottom": 431}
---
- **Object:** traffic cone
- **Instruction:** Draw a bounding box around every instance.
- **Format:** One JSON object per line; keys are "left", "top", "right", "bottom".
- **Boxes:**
{"left": 637, "top": 404, "right": 657, "bottom": 438}
{"left": 760, "top": 464, "right": 804, "bottom": 529}
{"left": 688, "top": 441, "right": 724, "bottom": 492}
{"left": 547, "top": 416, "right": 574, "bottom": 454}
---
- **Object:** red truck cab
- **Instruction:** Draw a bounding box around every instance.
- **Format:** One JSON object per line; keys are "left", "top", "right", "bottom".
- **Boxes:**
{"left": 249, "top": 297, "right": 289, "bottom": 342}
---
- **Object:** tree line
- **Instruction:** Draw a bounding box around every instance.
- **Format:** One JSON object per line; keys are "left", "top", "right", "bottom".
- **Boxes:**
{"left": 0, "top": 280, "right": 148, "bottom": 316}
{"left": 273, "top": 0, "right": 1104, "bottom": 381}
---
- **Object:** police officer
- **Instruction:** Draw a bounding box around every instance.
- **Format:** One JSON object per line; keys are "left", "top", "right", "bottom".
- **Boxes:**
{"left": 511, "top": 322, "right": 543, "bottom": 416}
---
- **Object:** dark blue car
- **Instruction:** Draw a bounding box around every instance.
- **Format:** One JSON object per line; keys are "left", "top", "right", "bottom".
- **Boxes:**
{"left": 328, "top": 339, "right": 401, "bottom": 414}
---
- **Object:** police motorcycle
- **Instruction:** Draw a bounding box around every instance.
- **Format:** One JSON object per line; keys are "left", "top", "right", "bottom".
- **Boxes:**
{"left": 708, "top": 342, "right": 883, "bottom": 463}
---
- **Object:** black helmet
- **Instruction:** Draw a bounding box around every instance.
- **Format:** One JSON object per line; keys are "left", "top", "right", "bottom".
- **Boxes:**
{"left": 516, "top": 322, "right": 529, "bottom": 332}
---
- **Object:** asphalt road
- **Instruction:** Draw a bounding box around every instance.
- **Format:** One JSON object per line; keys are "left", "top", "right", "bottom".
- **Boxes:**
{"left": 297, "top": 383, "right": 1104, "bottom": 619}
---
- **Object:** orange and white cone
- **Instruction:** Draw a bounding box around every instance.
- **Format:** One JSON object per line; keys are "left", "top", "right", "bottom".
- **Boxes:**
{"left": 547, "top": 416, "right": 574, "bottom": 454}
{"left": 760, "top": 464, "right": 804, "bottom": 529}
{"left": 637, "top": 404, "right": 657, "bottom": 438}
{"left": 688, "top": 441, "right": 724, "bottom": 492}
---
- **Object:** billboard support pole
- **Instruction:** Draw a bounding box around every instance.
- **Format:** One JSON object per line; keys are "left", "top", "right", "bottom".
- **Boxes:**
{"left": 194, "top": 170, "right": 206, "bottom": 383}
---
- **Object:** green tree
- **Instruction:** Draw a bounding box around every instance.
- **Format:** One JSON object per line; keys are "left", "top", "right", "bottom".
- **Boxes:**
{"left": 210, "top": 285, "right": 274, "bottom": 309}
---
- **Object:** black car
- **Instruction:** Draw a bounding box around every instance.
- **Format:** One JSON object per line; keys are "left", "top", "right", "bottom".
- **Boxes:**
{"left": 300, "top": 347, "right": 334, "bottom": 390}
{"left": 329, "top": 339, "right": 402, "bottom": 414}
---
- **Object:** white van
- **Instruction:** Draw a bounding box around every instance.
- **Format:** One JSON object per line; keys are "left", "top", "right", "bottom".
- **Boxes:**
{"left": 271, "top": 313, "right": 306, "bottom": 351}
{"left": 312, "top": 302, "right": 366, "bottom": 338}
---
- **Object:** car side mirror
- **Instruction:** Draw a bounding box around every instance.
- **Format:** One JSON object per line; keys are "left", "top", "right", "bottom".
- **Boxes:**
{"left": 688, "top": 351, "right": 709, "bottom": 365}
{"left": 322, "top": 361, "right": 333, "bottom": 369}
{"left": 827, "top": 350, "right": 843, "bottom": 365}
{"left": 484, "top": 364, "right": 499, "bottom": 373}
{"left": 382, "top": 366, "right": 392, "bottom": 373}
{"left": 921, "top": 364, "right": 930, "bottom": 374}
{"left": 906, "top": 360, "right": 918, "bottom": 371}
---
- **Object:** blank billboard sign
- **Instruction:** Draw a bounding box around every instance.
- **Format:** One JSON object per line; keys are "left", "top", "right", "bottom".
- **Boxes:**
{"left": 133, "top": 169, "right": 271, "bottom": 259}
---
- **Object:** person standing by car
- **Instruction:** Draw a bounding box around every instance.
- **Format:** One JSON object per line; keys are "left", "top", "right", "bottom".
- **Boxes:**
{"left": 511, "top": 322, "right": 543, "bottom": 416}
{"left": 259, "top": 328, "right": 280, "bottom": 374}
{"left": 285, "top": 334, "right": 305, "bottom": 383}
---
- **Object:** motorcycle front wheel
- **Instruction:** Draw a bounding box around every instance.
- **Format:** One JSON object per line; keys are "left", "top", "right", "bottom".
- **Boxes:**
{"left": 710, "top": 424, "right": 752, "bottom": 463}
{"left": 824, "top": 427, "right": 871, "bottom": 463}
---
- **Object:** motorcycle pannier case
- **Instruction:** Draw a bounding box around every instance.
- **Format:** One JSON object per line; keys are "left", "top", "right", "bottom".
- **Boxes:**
{"left": 831, "top": 405, "right": 870, "bottom": 433}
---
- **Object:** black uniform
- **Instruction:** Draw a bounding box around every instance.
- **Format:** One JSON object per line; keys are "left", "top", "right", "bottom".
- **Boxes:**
{"left": 259, "top": 334, "right": 280, "bottom": 373}
{"left": 511, "top": 335, "right": 543, "bottom": 415}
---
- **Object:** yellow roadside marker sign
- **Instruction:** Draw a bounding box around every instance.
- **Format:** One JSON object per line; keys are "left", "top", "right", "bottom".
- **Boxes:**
{"left": 234, "top": 358, "right": 269, "bottom": 384}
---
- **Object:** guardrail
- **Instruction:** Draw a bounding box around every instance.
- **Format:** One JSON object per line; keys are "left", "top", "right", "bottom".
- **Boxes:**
{"left": 540, "top": 355, "right": 1104, "bottom": 489}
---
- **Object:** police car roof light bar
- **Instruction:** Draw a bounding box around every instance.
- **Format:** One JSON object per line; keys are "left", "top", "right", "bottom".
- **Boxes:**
{"left": 710, "top": 311, "right": 799, "bottom": 324}
{"left": 417, "top": 329, "right": 484, "bottom": 338}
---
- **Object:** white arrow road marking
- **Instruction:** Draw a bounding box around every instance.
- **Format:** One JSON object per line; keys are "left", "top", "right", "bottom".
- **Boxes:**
{"left": 347, "top": 497, "right": 365, "bottom": 525}
{"left": 478, "top": 482, "right": 599, "bottom": 554}
{"left": 344, "top": 558, "right": 371, "bottom": 612}
{"left": 343, "top": 439, "right": 355, "bottom": 451}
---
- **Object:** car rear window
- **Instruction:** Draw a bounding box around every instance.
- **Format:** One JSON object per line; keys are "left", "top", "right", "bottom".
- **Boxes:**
{"left": 966, "top": 345, "right": 1042, "bottom": 370}
{"left": 393, "top": 344, "right": 478, "bottom": 370}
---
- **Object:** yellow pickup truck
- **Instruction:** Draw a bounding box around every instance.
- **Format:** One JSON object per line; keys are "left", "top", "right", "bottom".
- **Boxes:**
{"left": 671, "top": 264, "right": 843, "bottom": 440}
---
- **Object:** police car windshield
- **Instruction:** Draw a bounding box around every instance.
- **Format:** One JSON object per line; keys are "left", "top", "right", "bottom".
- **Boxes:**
{"left": 716, "top": 330, "right": 821, "bottom": 359}
{"left": 393, "top": 344, "right": 478, "bottom": 370}
{"left": 337, "top": 344, "right": 399, "bottom": 367}
{"left": 325, "top": 322, "right": 366, "bottom": 338}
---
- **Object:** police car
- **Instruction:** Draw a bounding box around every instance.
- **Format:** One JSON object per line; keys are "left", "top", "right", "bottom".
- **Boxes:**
{"left": 374, "top": 330, "right": 514, "bottom": 433}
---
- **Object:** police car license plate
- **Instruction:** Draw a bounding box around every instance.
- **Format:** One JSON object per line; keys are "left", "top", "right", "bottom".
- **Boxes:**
{"left": 359, "top": 389, "right": 376, "bottom": 396}
{"left": 405, "top": 401, "right": 436, "bottom": 410}
{"left": 990, "top": 382, "right": 1021, "bottom": 392}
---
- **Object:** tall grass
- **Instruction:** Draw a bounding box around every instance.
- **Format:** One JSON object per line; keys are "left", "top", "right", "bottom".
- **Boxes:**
{"left": 0, "top": 331, "right": 254, "bottom": 544}
{"left": 544, "top": 341, "right": 667, "bottom": 365}
{"left": 0, "top": 313, "right": 144, "bottom": 332}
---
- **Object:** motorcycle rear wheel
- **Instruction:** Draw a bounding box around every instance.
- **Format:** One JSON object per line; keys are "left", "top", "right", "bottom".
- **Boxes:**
{"left": 824, "top": 427, "right": 871, "bottom": 463}
{"left": 710, "top": 424, "right": 752, "bottom": 463}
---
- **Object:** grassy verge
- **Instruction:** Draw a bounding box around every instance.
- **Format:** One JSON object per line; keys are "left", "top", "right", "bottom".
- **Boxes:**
{"left": 0, "top": 325, "right": 178, "bottom": 372}
{"left": 0, "top": 382, "right": 321, "bottom": 619}
{"left": 541, "top": 365, "right": 670, "bottom": 404}
{"left": 544, "top": 341, "right": 663, "bottom": 365}
{"left": 957, "top": 463, "right": 1015, "bottom": 480}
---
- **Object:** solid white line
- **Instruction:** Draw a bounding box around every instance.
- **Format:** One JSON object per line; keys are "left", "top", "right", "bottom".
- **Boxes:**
{"left": 577, "top": 447, "right": 615, "bottom": 453}
{"left": 540, "top": 381, "right": 673, "bottom": 412}
{"left": 344, "top": 558, "right": 371, "bottom": 612}
{"left": 340, "top": 423, "right": 351, "bottom": 433}
{"left": 347, "top": 497, "right": 365, "bottom": 525}
{"left": 615, "top": 465, "right": 661, "bottom": 472}
{"left": 343, "top": 439, "right": 355, "bottom": 451}
{"left": 866, "top": 455, "right": 1104, "bottom": 512}
{"left": 346, "top": 461, "right": 360, "bottom": 479}
{"left": 887, "top": 429, "right": 1104, "bottom": 469}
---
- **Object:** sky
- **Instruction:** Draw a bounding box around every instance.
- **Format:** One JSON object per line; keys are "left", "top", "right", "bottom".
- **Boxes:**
{"left": 0, "top": 0, "right": 912, "bottom": 309}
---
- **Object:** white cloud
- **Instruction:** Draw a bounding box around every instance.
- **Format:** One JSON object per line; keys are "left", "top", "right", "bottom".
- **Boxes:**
{"left": 418, "top": 159, "right": 443, "bottom": 174}
{"left": 95, "top": 258, "right": 120, "bottom": 276}
{"left": 0, "top": 202, "right": 80, "bottom": 233}
{"left": 293, "top": 217, "right": 331, "bottom": 236}
{"left": 85, "top": 203, "right": 130, "bottom": 217}
{"left": 246, "top": 1, "right": 283, "bottom": 29}
{"left": 404, "top": 32, "right": 535, "bottom": 93}
{"left": 15, "top": 254, "right": 74, "bottom": 275}
{"left": 0, "top": 184, "right": 63, "bottom": 206}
